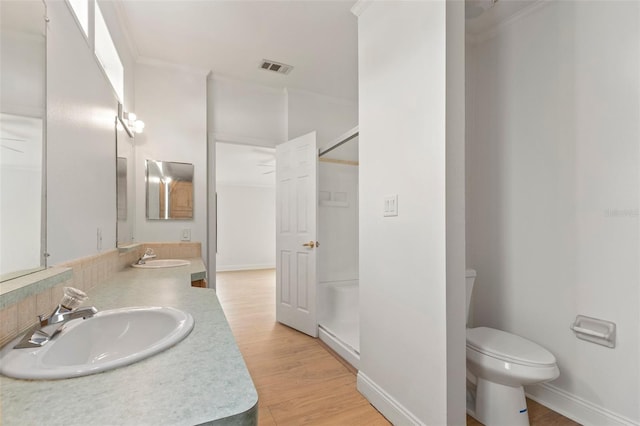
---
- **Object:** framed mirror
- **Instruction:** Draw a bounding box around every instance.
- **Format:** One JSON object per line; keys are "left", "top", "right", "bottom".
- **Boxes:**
{"left": 0, "top": 0, "right": 46, "bottom": 281}
{"left": 116, "top": 117, "right": 135, "bottom": 245}
{"left": 145, "top": 160, "right": 194, "bottom": 220}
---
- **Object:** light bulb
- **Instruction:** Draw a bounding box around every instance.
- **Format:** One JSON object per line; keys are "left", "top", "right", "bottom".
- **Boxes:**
{"left": 134, "top": 120, "right": 145, "bottom": 134}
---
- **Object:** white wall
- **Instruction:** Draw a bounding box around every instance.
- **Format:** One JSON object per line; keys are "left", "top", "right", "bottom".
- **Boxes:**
{"left": 215, "top": 184, "right": 275, "bottom": 271}
{"left": 318, "top": 161, "right": 359, "bottom": 283}
{"left": 210, "top": 76, "right": 286, "bottom": 147}
{"left": 209, "top": 76, "right": 358, "bottom": 149}
{"left": 287, "top": 88, "right": 358, "bottom": 149}
{"left": 356, "top": 1, "right": 465, "bottom": 424}
{"left": 46, "top": 0, "right": 118, "bottom": 264}
{"left": 466, "top": 2, "right": 639, "bottom": 424}
{"left": 1, "top": 159, "right": 42, "bottom": 275}
{"left": 0, "top": 29, "right": 45, "bottom": 117}
{"left": 207, "top": 75, "right": 358, "bottom": 280}
{"left": 1, "top": 15, "right": 45, "bottom": 276}
{"left": 134, "top": 62, "right": 208, "bottom": 262}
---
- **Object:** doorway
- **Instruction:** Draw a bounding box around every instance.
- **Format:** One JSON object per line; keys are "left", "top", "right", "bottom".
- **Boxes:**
{"left": 215, "top": 142, "right": 276, "bottom": 272}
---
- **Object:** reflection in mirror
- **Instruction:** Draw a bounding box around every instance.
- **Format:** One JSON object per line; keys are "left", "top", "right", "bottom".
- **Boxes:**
{"left": 117, "top": 158, "right": 127, "bottom": 220}
{"left": 0, "top": 0, "right": 46, "bottom": 281}
{"left": 116, "top": 120, "right": 135, "bottom": 245}
{"left": 146, "top": 160, "right": 194, "bottom": 220}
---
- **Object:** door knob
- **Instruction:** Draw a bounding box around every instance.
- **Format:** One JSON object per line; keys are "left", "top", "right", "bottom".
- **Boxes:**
{"left": 302, "top": 241, "right": 316, "bottom": 248}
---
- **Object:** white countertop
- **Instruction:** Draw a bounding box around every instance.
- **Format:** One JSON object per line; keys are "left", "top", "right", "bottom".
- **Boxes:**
{"left": 0, "top": 262, "right": 258, "bottom": 426}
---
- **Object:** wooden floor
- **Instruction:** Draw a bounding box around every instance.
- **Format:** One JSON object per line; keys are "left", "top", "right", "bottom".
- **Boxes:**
{"left": 216, "top": 269, "right": 579, "bottom": 426}
{"left": 466, "top": 400, "right": 580, "bottom": 426}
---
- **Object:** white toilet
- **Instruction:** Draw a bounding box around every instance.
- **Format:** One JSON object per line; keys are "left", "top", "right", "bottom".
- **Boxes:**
{"left": 465, "top": 269, "right": 559, "bottom": 426}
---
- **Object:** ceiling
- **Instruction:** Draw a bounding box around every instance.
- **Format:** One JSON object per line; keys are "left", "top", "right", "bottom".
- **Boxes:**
{"left": 118, "top": 0, "right": 359, "bottom": 101}
{"left": 116, "top": 1, "right": 539, "bottom": 102}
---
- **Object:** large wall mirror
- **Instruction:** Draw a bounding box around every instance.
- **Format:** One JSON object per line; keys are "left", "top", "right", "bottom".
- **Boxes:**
{"left": 0, "top": 0, "right": 46, "bottom": 281}
{"left": 146, "top": 160, "right": 194, "bottom": 220}
{"left": 116, "top": 119, "right": 135, "bottom": 245}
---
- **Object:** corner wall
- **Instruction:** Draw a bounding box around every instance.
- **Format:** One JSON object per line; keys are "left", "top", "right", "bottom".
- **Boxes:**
{"left": 466, "top": 2, "right": 639, "bottom": 423}
{"left": 209, "top": 76, "right": 286, "bottom": 148}
{"left": 287, "top": 88, "right": 358, "bottom": 149}
{"left": 42, "top": 0, "right": 136, "bottom": 266}
{"left": 134, "top": 62, "right": 208, "bottom": 263}
{"left": 318, "top": 161, "right": 359, "bottom": 283}
{"left": 216, "top": 184, "right": 275, "bottom": 271}
{"left": 47, "top": 1, "right": 117, "bottom": 265}
{"left": 355, "top": 1, "right": 465, "bottom": 423}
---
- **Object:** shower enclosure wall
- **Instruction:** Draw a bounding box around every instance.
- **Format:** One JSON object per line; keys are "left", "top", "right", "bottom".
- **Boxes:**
{"left": 317, "top": 132, "right": 360, "bottom": 368}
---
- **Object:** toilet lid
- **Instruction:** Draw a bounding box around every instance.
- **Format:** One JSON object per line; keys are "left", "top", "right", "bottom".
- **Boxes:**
{"left": 466, "top": 327, "right": 557, "bottom": 367}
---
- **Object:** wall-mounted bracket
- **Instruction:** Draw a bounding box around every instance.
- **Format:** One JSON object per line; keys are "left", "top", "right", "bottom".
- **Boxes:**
{"left": 570, "top": 315, "right": 616, "bottom": 348}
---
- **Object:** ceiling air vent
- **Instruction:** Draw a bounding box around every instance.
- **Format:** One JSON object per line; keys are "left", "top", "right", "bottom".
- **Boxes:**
{"left": 260, "top": 59, "right": 293, "bottom": 75}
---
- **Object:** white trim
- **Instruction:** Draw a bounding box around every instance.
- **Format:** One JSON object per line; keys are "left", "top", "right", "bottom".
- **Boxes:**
{"left": 209, "top": 73, "right": 287, "bottom": 94}
{"left": 526, "top": 383, "right": 640, "bottom": 426}
{"left": 63, "top": 0, "right": 90, "bottom": 45}
{"left": 318, "top": 326, "right": 360, "bottom": 370}
{"left": 285, "top": 87, "right": 357, "bottom": 107}
{"left": 216, "top": 263, "right": 275, "bottom": 272}
{"left": 357, "top": 372, "right": 423, "bottom": 426}
{"left": 213, "top": 132, "right": 282, "bottom": 148}
{"left": 467, "top": 0, "right": 553, "bottom": 45}
{"left": 351, "top": 0, "right": 373, "bottom": 17}
{"left": 136, "top": 56, "right": 210, "bottom": 77}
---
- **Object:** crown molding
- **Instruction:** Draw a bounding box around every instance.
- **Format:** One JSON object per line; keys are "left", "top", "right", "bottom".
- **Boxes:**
{"left": 468, "top": 0, "right": 553, "bottom": 45}
{"left": 136, "top": 56, "right": 210, "bottom": 77}
{"left": 208, "top": 73, "right": 287, "bottom": 94}
{"left": 285, "top": 87, "right": 357, "bottom": 107}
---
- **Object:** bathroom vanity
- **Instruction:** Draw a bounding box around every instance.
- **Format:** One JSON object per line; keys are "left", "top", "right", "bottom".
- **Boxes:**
{"left": 0, "top": 263, "right": 258, "bottom": 425}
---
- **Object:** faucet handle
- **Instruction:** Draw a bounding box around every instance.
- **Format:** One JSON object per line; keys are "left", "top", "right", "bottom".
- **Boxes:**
{"left": 60, "top": 287, "right": 88, "bottom": 310}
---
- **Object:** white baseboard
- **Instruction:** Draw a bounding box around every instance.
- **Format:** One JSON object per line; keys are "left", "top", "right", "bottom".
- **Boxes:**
{"left": 526, "top": 383, "right": 639, "bottom": 426}
{"left": 216, "top": 263, "right": 275, "bottom": 272}
{"left": 357, "top": 371, "right": 423, "bottom": 426}
{"left": 318, "top": 327, "right": 360, "bottom": 370}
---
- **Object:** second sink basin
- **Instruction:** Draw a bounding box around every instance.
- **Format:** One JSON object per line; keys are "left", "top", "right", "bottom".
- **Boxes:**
{"left": 132, "top": 259, "right": 191, "bottom": 269}
{"left": 0, "top": 306, "right": 194, "bottom": 380}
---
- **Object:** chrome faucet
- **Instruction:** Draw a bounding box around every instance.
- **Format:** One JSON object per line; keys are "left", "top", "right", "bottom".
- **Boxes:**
{"left": 135, "top": 248, "right": 156, "bottom": 265}
{"left": 14, "top": 287, "right": 98, "bottom": 349}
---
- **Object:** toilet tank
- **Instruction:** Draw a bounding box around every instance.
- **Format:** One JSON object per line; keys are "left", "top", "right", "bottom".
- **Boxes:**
{"left": 465, "top": 269, "right": 477, "bottom": 325}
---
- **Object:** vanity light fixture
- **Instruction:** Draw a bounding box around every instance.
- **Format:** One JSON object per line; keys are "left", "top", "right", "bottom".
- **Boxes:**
{"left": 117, "top": 103, "right": 145, "bottom": 137}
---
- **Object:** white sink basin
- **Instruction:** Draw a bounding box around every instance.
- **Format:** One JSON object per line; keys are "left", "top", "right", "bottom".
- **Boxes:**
{"left": 0, "top": 306, "right": 194, "bottom": 380}
{"left": 131, "top": 259, "right": 191, "bottom": 269}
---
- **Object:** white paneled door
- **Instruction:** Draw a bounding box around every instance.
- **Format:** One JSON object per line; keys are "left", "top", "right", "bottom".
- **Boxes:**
{"left": 275, "top": 132, "right": 318, "bottom": 337}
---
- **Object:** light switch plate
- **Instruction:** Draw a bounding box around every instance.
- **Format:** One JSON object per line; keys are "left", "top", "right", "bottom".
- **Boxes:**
{"left": 181, "top": 228, "right": 191, "bottom": 241}
{"left": 384, "top": 195, "right": 398, "bottom": 217}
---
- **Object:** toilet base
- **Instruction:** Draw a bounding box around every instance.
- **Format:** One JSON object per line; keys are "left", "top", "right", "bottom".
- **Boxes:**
{"left": 471, "top": 377, "right": 530, "bottom": 426}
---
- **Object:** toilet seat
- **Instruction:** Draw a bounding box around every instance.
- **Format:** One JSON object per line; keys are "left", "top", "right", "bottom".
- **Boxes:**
{"left": 466, "top": 327, "right": 556, "bottom": 367}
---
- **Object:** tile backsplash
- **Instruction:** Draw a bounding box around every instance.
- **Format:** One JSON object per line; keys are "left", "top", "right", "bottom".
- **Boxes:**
{"left": 0, "top": 242, "right": 201, "bottom": 347}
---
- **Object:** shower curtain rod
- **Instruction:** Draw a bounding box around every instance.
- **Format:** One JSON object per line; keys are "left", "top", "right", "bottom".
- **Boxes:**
{"left": 319, "top": 126, "right": 359, "bottom": 157}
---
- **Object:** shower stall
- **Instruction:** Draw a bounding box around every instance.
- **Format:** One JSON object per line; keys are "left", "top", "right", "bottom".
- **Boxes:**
{"left": 316, "top": 128, "right": 360, "bottom": 368}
